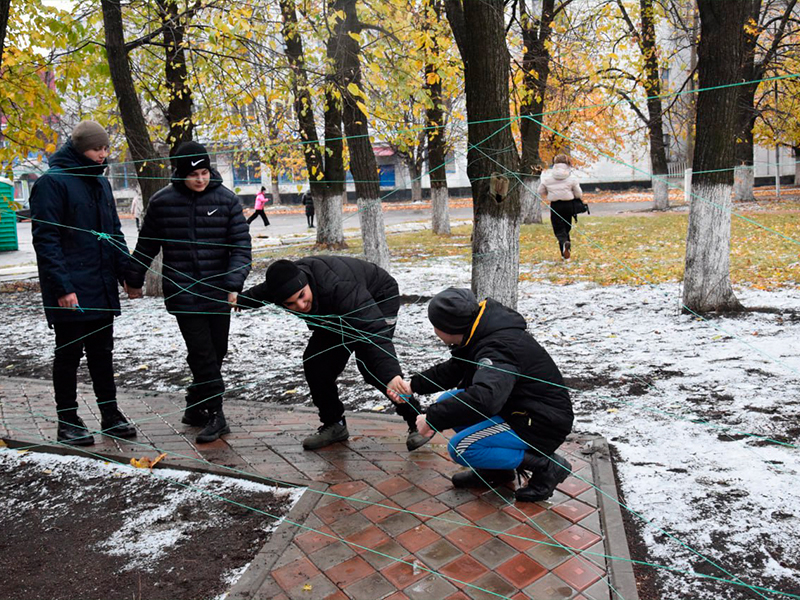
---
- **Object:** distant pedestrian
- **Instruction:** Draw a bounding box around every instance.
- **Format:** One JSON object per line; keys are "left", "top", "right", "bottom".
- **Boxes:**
{"left": 125, "top": 141, "right": 251, "bottom": 444}
{"left": 538, "top": 154, "right": 583, "bottom": 259}
{"left": 30, "top": 120, "right": 137, "bottom": 446}
{"left": 247, "top": 186, "right": 271, "bottom": 227}
{"left": 302, "top": 190, "right": 315, "bottom": 228}
{"left": 130, "top": 192, "right": 143, "bottom": 231}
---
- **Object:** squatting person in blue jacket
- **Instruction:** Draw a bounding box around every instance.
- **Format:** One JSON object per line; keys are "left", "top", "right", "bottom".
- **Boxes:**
{"left": 389, "top": 287, "right": 574, "bottom": 502}
{"left": 30, "top": 120, "right": 136, "bottom": 446}
{"left": 125, "top": 141, "right": 251, "bottom": 444}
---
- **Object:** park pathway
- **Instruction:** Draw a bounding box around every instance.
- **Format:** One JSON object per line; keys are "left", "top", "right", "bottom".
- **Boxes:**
{"left": 0, "top": 377, "right": 637, "bottom": 600}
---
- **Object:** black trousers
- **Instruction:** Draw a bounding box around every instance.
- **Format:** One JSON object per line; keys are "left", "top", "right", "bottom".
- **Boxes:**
{"left": 302, "top": 301, "right": 417, "bottom": 427}
{"left": 247, "top": 209, "right": 270, "bottom": 226}
{"left": 175, "top": 313, "right": 231, "bottom": 412}
{"left": 550, "top": 200, "right": 573, "bottom": 252}
{"left": 52, "top": 316, "right": 116, "bottom": 419}
{"left": 306, "top": 212, "right": 314, "bottom": 227}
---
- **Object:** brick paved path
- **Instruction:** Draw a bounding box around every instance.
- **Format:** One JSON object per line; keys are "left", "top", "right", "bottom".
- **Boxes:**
{"left": 0, "top": 377, "right": 629, "bottom": 600}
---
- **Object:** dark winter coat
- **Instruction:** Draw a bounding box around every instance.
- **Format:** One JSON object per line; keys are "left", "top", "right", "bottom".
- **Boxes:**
{"left": 239, "top": 255, "right": 402, "bottom": 384}
{"left": 302, "top": 193, "right": 314, "bottom": 215}
{"left": 126, "top": 169, "right": 251, "bottom": 314}
{"left": 411, "top": 299, "right": 573, "bottom": 455}
{"left": 30, "top": 140, "right": 129, "bottom": 325}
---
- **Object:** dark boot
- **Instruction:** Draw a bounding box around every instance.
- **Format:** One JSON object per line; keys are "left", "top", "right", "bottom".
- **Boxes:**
{"left": 451, "top": 468, "right": 516, "bottom": 489}
{"left": 395, "top": 396, "right": 429, "bottom": 451}
{"left": 57, "top": 415, "right": 95, "bottom": 446}
{"left": 515, "top": 452, "right": 572, "bottom": 503}
{"left": 196, "top": 410, "right": 230, "bottom": 444}
{"left": 99, "top": 404, "right": 137, "bottom": 438}
{"left": 302, "top": 420, "right": 349, "bottom": 450}
{"left": 182, "top": 406, "right": 209, "bottom": 427}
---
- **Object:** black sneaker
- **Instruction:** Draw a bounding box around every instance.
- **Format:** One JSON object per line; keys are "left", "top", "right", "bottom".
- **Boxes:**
{"left": 451, "top": 468, "right": 516, "bottom": 489}
{"left": 406, "top": 427, "right": 431, "bottom": 451}
{"left": 302, "top": 421, "right": 349, "bottom": 450}
{"left": 515, "top": 453, "right": 572, "bottom": 503}
{"left": 182, "top": 406, "right": 210, "bottom": 427}
{"left": 196, "top": 410, "right": 230, "bottom": 444}
{"left": 100, "top": 406, "right": 137, "bottom": 438}
{"left": 57, "top": 416, "right": 95, "bottom": 446}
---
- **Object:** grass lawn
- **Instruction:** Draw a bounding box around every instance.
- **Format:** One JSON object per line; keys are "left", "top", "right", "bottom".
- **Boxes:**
{"left": 260, "top": 202, "right": 800, "bottom": 290}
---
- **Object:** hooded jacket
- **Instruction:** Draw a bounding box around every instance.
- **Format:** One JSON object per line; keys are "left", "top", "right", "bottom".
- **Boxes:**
{"left": 411, "top": 299, "right": 573, "bottom": 454}
{"left": 239, "top": 255, "right": 402, "bottom": 384}
{"left": 30, "top": 140, "right": 129, "bottom": 324}
{"left": 537, "top": 163, "right": 583, "bottom": 202}
{"left": 125, "top": 169, "right": 251, "bottom": 314}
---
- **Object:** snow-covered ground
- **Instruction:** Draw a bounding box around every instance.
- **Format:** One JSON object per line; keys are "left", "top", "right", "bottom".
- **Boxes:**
{"left": 2, "top": 256, "right": 799, "bottom": 598}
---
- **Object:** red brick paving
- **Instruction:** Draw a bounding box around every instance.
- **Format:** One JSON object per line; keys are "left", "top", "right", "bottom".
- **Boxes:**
{"left": 0, "top": 378, "right": 612, "bottom": 600}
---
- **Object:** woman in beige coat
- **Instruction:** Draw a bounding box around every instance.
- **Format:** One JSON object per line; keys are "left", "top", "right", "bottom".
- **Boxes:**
{"left": 537, "top": 154, "right": 583, "bottom": 259}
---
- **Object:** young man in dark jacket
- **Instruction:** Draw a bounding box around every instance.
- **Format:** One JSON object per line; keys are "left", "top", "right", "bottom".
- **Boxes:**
{"left": 389, "top": 288, "right": 574, "bottom": 502}
{"left": 30, "top": 120, "right": 136, "bottom": 446}
{"left": 237, "top": 256, "right": 428, "bottom": 451}
{"left": 126, "top": 141, "right": 251, "bottom": 443}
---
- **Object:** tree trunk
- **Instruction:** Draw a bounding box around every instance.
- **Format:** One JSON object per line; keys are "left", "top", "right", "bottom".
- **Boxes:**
{"left": 449, "top": 0, "right": 521, "bottom": 308}
{"left": 794, "top": 146, "right": 800, "bottom": 185}
{"left": 145, "top": 251, "right": 164, "bottom": 297}
{"left": 408, "top": 160, "right": 423, "bottom": 202}
{"left": 519, "top": 175, "right": 542, "bottom": 224}
{"left": 279, "top": 0, "right": 344, "bottom": 248}
{"left": 424, "top": 0, "right": 451, "bottom": 235}
{"left": 639, "top": 0, "right": 669, "bottom": 210}
{"left": 334, "top": 0, "right": 390, "bottom": 270}
{"left": 733, "top": 86, "right": 757, "bottom": 202}
{"left": 158, "top": 0, "right": 193, "bottom": 154}
{"left": 683, "top": 0, "right": 750, "bottom": 313}
{"left": 518, "top": 0, "right": 554, "bottom": 221}
{"left": 270, "top": 168, "right": 281, "bottom": 205}
{"left": 0, "top": 0, "right": 10, "bottom": 72}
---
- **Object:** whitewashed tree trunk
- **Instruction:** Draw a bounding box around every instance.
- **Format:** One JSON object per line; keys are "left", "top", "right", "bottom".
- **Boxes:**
{"left": 652, "top": 177, "right": 669, "bottom": 211}
{"left": 732, "top": 165, "right": 754, "bottom": 202}
{"left": 358, "top": 197, "right": 390, "bottom": 271}
{"left": 519, "top": 175, "right": 542, "bottom": 224}
{"left": 473, "top": 211, "right": 521, "bottom": 309}
{"left": 270, "top": 172, "right": 281, "bottom": 206}
{"left": 409, "top": 163, "right": 423, "bottom": 202}
{"left": 431, "top": 186, "right": 451, "bottom": 235}
{"left": 144, "top": 250, "right": 164, "bottom": 297}
{"left": 316, "top": 192, "right": 345, "bottom": 248}
{"left": 682, "top": 183, "right": 742, "bottom": 312}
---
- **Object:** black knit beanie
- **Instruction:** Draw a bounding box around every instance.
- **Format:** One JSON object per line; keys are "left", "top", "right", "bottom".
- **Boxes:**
{"left": 428, "top": 287, "right": 480, "bottom": 334}
{"left": 265, "top": 260, "right": 309, "bottom": 304}
{"left": 71, "top": 121, "right": 110, "bottom": 154}
{"left": 174, "top": 141, "right": 211, "bottom": 179}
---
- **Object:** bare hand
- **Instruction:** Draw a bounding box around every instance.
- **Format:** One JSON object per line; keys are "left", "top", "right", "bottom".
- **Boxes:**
{"left": 228, "top": 292, "right": 239, "bottom": 311}
{"left": 126, "top": 285, "right": 143, "bottom": 299}
{"left": 386, "top": 376, "right": 412, "bottom": 404}
{"left": 57, "top": 293, "right": 79, "bottom": 310}
{"left": 416, "top": 414, "right": 434, "bottom": 438}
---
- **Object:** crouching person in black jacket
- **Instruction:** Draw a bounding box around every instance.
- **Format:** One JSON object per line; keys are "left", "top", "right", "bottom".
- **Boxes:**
{"left": 237, "top": 256, "right": 428, "bottom": 451}
{"left": 125, "top": 142, "right": 251, "bottom": 444}
{"left": 389, "top": 288, "right": 574, "bottom": 502}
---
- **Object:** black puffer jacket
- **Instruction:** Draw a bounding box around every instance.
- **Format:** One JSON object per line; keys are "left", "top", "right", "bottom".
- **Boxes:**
{"left": 411, "top": 299, "right": 573, "bottom": 455}
{"left": 240, "top": 255, "right": 402, "bottom": 384}
{"left": 126, "top": 170, "right": 251, "bottom": 314}
{"left": 30, "top": 140, "right": 129, "bottom": 325}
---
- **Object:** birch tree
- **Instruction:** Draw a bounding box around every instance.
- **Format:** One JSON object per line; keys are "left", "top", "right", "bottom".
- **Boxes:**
{"left": 683, "top": 0, "right": 752, "bottom": 313}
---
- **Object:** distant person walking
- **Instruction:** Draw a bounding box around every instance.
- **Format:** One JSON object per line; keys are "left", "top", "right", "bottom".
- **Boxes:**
{"left": 247, "top": 186, "right": 271, "bottom": 227}
{"left": 130, "top": 192, "right": 143, "bottom": 231}
{"left": 538, "top": 154, "right": 583, "bottom": 259}
{"left": 30, "top": 120, "right": 137, "bottom": 446}
{"left": 302, "top": 190, "right": 315, "bottom": 228}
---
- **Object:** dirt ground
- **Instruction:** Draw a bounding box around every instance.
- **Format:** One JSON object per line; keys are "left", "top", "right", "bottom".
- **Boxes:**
{"left": 0, "top": 450, "right": 296, "bottom": 600}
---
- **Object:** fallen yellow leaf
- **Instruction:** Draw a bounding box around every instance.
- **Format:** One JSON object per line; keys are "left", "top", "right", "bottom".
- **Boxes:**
{"left": 130, "top": 453, "right": 167, "bottom": 469}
